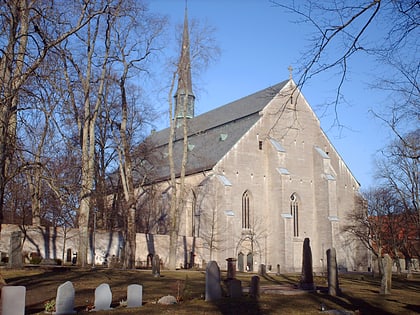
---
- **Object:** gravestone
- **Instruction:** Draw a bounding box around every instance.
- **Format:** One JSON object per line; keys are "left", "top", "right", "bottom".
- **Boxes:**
{"left": 226, "top": 258, "right": 237, "bottom": 279}
{"left": 327, "top": 248, "right": 340, "bottom": 296}
{"left": 227, "top": 279, "right": 242, "bottom": 298}
{"left": 127, "top": 284, "right": 142, "bottom": 308}
{"left": 258, "top": 264, "right": 266, "bottom": 276}
{"left": 250, "top": 275, "right": 260, "bottom": 299}
{"left": 8, "top": 231, "right": 23, "bottom": 268}
{"left": 1, "top": 286, "right": 26, "bottom": 315}
{"left": 380, "top": 254, "right": 392, "bottom": 295}
{"left": 205, "top": 261, "right": 222, "bottom": 301}
{"left": 299, "top": 238, "right": 315, "bottom": 290}
{"left": 94, "top": 283, "right": 112, "bottom": 311}
{"left": 55, "top": 281, "right": 76, "bottom": 314}
{"left": 152, "top": 254, "right": 160, "bottom": 277}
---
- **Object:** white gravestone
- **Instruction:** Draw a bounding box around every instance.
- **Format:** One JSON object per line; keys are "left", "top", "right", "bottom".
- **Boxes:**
{"left": 94, "top": 283, "right": 112, "bottom": 311}
{"left": 127, "top": 284, "right": 143, "bottom": 308}
{"left": 55, "top": 281, "right": 76, "bottom": 314}
{"left": 1, "top": 286, "right": 26, "bottom": 315}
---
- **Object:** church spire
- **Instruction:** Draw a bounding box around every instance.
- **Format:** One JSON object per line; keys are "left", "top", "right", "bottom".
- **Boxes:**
{"left": 174, "top": 4, "right": 195, "bottom": 121}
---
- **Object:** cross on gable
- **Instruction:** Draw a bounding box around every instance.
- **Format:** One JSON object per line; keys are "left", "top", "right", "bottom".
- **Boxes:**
{"left": 288, "top": 65, "right": 293, "bottom": 80}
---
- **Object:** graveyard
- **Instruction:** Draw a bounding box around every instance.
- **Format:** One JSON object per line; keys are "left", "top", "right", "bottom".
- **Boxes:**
{"left": 1, "top": 265, "right": 419, "bottom": 314}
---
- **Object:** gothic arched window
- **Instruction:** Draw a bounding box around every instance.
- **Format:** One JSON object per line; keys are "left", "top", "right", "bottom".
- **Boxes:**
{"left": 290, "top": 193, "right": 299, "bottom": 237}
{"left": 242, "top": 190, "right": 251, "bottom": 229}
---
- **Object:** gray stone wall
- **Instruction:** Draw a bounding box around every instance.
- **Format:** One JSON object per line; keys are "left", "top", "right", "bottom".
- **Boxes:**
{"left": 0, "top": 224, "right": 204, "bottom": 269}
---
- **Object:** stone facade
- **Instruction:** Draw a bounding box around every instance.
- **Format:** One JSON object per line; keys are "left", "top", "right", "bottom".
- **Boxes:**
{"left": 144, "top": 80, "right": 366, "bottom": 273}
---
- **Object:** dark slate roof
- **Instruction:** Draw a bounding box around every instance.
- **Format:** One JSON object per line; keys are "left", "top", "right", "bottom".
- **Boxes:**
{"left": 143, "top": 80, "right": 288, "bottom": 183}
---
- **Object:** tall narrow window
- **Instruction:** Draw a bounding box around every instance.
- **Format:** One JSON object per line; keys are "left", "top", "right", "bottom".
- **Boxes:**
{"left": 242, "top": 190, "right": 250, "bottom": 229}
{"left": 290, "top": 193, "right": 299, "bottom": 237}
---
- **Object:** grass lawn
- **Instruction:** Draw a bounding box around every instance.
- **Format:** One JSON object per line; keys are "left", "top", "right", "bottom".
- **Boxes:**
{"left": 1, "top": 266, "right": 419, "bottom": 314}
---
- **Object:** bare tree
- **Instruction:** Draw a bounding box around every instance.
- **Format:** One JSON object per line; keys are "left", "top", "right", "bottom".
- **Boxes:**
{"left": 375, "top": 129, "right": 420, "bottom": 273}
{"left": 59, "top": 2, "right": 113, "bottom": 267}
{"left": 165, "top": 10, "right": 219, "bottom": 270}
{"left": 194, "top": 183, "right": 224, "bottom": 261}
{"left": 0, "top": 0, "right": 105, "bottom": 233}
{"left": 344, "top": 187, "right": 406, "bottom": 275}
{"left": 271, "top": 0, "right": 419, "bottom": 127}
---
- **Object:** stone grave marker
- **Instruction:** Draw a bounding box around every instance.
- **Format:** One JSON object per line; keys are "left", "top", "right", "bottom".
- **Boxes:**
{"left": 8, "top": 231, "right": 23, "bottom": 268}
{"left": 127, "top": 284, "right": 143, "bottom": 308}
{"left": 94, "top": 283, "right": 112, "bottom": 311}
{"left": 380, "top": 254, "right": 392, "bottom": 295}
{"left": 205, "top": 261, "right": 222, "bottom": 301}
{"left": 276, "top": 264, "right": 280, "bottom": 276}
{"left": 55, "top": 281, "right": 76, "bottom": 314}
{"left": 226, "top": 258, "right": 237, "bottom": 279}
{"left": 327, "top": 248, "right": 340, "bottom": 296}
{"left": 258, "top": 264, "right": 266, "bottom": 276}
{"left": 1, "top": 286, "right": 26, "bottom": 315}
{"left": 250, "top": 275, "right": 260, "bottom": 299}
{"left": 228, "top": 279, "right": 242, "bottom": 298}
{"left": 299, "top": 237, "right": 315, "bottom": 290}
{"left": 152, "top": 254, "right": 160, "bottom": 277}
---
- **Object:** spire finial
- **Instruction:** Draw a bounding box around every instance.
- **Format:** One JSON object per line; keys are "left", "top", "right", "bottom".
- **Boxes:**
{"left": 288, "top": 65, "right": 293, "bottom": 80}
{"left": 174, "top": 0, "right": 195, "bottom": 121}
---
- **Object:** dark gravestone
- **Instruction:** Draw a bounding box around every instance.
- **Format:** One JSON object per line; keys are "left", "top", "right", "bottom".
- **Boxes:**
{"left": 152, "top": 254, "right": 160, "bottom": 277}
{"left": 250, "top": 275, "right": 260, "bottom": 299}
{"left": 299, "top": 238, "right": 315, "bottom": 290}
{"left": 327, "top": 248, "right": 340, "bottom": 296}
{"left": 8, "top": 231, "right": 23, "bottom": 268}
{"left": 258, "top": 264, "right": 266, "bottom": 276}
{"left": 226, "top": 258, "right": 237, "bottom": 279}
{"left": 205, "top": 261, "right": 222, "bottom": 301}
{"left": 227, "top": 279, "right": 242, "bottom": 298}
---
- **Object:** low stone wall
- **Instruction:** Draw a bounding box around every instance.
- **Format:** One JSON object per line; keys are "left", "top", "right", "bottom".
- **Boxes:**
{"left": 0, "top": 224, "right": 206, "bottom": 269}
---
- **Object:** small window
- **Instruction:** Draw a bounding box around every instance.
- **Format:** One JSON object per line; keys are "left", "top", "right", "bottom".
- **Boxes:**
{"left": 259, "top": 141, "right": 263, "bottom": 150}
{"left": 217, "top": 175, "right": 232, "bottom": 186}
{"left": 269, "top": 138, "right": 286, "bottom": 152}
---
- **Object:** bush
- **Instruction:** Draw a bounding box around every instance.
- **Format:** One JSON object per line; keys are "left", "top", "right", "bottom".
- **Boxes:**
{"left": 30, "top": 256, "right": 42, "bottom": 264}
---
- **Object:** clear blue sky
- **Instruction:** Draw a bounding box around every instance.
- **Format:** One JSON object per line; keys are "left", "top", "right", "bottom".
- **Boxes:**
{"left": 148, "top": 0, "right": 394, "bottom": 189}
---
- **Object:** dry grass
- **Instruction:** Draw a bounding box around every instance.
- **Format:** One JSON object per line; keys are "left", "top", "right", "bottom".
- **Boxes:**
{"left": 1, "top": 266, "right": 419, "bottom": 314}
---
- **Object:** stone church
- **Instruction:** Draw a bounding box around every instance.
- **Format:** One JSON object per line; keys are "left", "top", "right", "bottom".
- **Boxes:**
{"left": 0, "top": 7, "right": 365, "bottom": 272}
{"left": 140, "top": 8, "right": 365, "bottom": 273}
